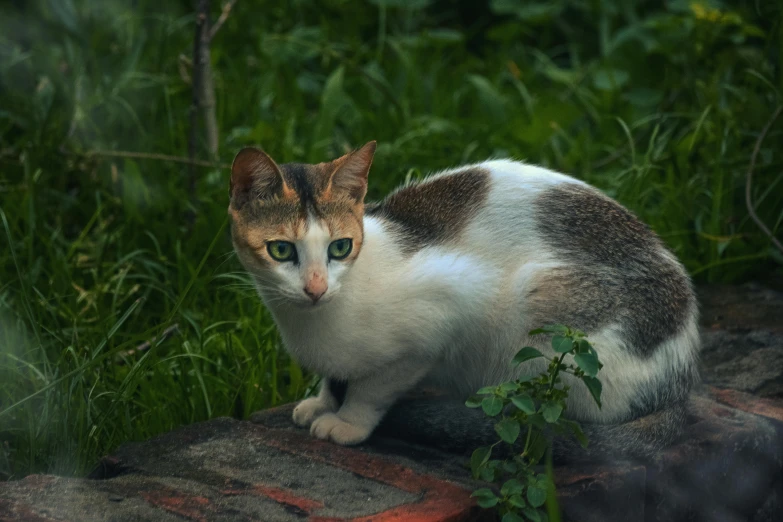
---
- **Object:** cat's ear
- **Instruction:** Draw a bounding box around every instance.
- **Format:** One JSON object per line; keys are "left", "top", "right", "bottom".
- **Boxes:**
{"left": 328, "top": 141, "right": 376, "bottom": 203}
{"left": 230, "top": 147, "right": 288, "bottom": 207}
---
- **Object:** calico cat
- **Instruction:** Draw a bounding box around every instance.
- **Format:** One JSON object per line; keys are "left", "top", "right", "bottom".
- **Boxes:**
{"left": 229, "top": 141, "right": 699, "bottom": 460}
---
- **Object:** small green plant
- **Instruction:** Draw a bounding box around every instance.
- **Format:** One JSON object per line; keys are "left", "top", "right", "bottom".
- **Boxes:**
{"left": 466, "top": 325, "right": 603, "bottom": 522}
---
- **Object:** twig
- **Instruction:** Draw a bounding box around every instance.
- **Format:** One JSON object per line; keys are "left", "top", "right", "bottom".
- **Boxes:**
{"left": 116, "top": 324, "right": 180, "bottom": 362}
{"left": 209, "top": 0, "right": 238, "bottom": 41}
{"left": 745, "top": 105, "right": 783, "bottom": 254}
{"left": 188, "top": 0, "right": 209, "bottom": 201}
{"left": 199, "top": 2, "right": 219, "bottom": 160}
{"left": 88, "top": 150, "right": 229, "bottom": 169}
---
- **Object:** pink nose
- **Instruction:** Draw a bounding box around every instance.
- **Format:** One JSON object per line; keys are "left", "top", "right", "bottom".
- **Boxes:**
{"left": 304, "top": 286, "right": 326, "bottom": 303}
{"left": 304, "top": 276, "right": 327, "bottom": 303}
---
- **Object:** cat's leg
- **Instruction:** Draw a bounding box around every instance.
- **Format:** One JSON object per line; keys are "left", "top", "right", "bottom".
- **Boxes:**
{"left": 310, "top": 360, "right": 430, "bottom": 445}
{"left": 292, "top": 377, "right": 339, "bottom": 428}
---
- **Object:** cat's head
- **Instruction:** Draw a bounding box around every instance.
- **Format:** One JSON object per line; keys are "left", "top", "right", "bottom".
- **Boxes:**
{"left": 229, "top": 142, "right": 376, "bottom": 308}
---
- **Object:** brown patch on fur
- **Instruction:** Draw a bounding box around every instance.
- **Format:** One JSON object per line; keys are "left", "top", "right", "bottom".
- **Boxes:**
{"left": 525, "top": 266, "right": 619, "bottom": 334}
{"left": 532, "top": 183, "right": 695, "bottom": 356}
{"left": 230, "top": 148, "right": 295, "bottom": 209}
{"left": 366, "top": 167, "right": 490, "bottom": 253}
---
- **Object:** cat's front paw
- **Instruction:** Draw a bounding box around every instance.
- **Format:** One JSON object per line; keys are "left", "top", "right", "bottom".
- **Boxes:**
{"left": 310, "top": 413, "right": 372, "bottom": 446}
{"left": 292, "top": 397, "right": 332, "bottom": 428}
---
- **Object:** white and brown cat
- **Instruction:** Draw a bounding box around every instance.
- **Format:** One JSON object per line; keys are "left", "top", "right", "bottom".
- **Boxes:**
{"left": 229, "top": 142, "right": 699, "bottom": 460}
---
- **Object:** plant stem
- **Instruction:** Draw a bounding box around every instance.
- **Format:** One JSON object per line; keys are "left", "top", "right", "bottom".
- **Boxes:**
{"left": 548, "top": 353, "right": 568, "bottom": 393}
{"left": 522, "top": 425, "right": 532, "bottom": 456}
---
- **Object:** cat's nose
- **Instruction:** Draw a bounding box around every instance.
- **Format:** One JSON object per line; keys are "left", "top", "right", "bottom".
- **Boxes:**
{"left": 304, "top": 286, "right": 326, "bottom": 303}
{"left": 304, "top": 276, "right": 327, "bottom": 303}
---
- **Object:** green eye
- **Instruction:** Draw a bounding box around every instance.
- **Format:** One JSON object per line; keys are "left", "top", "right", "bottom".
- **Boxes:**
{"left": 328, "top": 238, "right": 353, "bottom": 260}
{"left": 267, "top": 241, "right": 296, "bottom": 262}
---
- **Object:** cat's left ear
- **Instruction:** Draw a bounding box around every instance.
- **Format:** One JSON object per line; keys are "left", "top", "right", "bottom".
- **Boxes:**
{"left": 328, "top": 141, "right": 376, "bottom": 203}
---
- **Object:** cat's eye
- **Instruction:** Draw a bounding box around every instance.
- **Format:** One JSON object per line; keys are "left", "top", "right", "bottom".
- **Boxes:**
{"left": 328, "top": 238, "right": 352, "bottom": 260}
{"left": 267, "top": 241, "right": 296, "bottom": 262}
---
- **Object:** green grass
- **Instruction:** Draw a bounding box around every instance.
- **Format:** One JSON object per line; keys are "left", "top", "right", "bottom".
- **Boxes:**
{"left": 1, "top": 0, "right": 781, "bottom": 479}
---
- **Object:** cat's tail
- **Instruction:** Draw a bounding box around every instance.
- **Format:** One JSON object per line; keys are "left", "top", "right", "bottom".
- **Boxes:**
{"left": 376, "top": 396, "right": 687, "bottom": 463}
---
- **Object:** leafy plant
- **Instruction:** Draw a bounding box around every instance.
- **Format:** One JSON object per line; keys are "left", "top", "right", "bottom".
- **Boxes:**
{"left": 466, "top": 325, "right": 603, "bottom": 522}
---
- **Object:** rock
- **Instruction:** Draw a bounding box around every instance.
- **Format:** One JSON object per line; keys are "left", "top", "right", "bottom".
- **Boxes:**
{"left": 698, "top": 282, "right": 783, "bottom": 332}
{"left": 706, "top": 343, "right": 783, "bottom": 396}
{"left": 1, "top": 387, "right": 781, "bottom": 522}
{"left": 699, "top": 283, "right": 783, "bottom": 399}
{"left": 2, "top": 282, "right": 783, "bottom": 521}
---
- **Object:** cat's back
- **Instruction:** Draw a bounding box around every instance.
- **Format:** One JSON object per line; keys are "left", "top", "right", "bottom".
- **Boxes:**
{"left": 366, "top": 159, "right": 579, "bottom": 252}
{"left": 365, "top": 159, "right": 602, "bottom": 258}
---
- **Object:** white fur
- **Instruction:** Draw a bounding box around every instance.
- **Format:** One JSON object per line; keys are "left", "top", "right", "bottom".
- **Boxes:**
{"left": 247, "top": 160, "right": 699, "bottom": 445}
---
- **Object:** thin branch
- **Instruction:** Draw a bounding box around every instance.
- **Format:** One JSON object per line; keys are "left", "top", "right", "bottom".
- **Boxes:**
{"left": 209, "top": 0, "right": 238, "bottom": 41}
{"left": 88, "top": 149, "right": 229, "bottom": 169}
{"left": 199, "top": 2, "right": 219, "bottom": 159}
{"left": 745, "top": 105, "right": 783, "bottom": 254}
{"left": 189, "top": 0, "right": 209, "bottom": 201}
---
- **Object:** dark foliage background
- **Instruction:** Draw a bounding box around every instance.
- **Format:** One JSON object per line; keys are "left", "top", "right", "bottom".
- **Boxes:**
{"left": 0, "top": 0, "right": 781, "bottom": 478}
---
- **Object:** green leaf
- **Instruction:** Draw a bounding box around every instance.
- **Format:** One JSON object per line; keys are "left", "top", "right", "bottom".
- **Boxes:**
{"left": 541, "top": 402, "right": 563, "bottom": 423}
{"left": 526, "top": 435, "right": 549, "bottom": 464}
{"left": 592, "top": 68, "right": 630, "bottom": 91}
{"left": 499, "top": 381, "right": 519, "bottom": 393}
{"left": 495, "top": 418, "right": 521, "bottom": 444}
{"left": 476, "top": 386, "right": 495, "bottom": 395}
{"left": 522, "top": 507, "right": 543, "bottom": 522}
{"left": 512, "top": 346, "right": 544, "bottom": 366}
{"left": 527, "top": 485, "right": 547, "bottom": 507}
{"left": 562, "top": 420, "right": 588, "bottom": 448}
{"left": 423, "top": 28, "right": 464, "bottom": 43}
{"left": 502, "top": 460, "right": 519, "bottom": 474}
{"left": 480, "top": 465, "right": 497, "bottom": 482}
{"left": 471, "top": 487, "right": 496, "bottom": 500}
{"left": 551, "top": 335, "right": 573, "bottom": 353}
{"left": 467, "top": 74, "right": 507, "bottom": 122}
{"left": 477, "top": 496, "right": 499, "bottom": 508}
{"left": 529, "top": 324, "right": 568, "bottom": 336}
{"left": 574, "top": 352, "right": 599, "bottom": 377}
{"left": 508, "top": 494, "right": 527, "bottom": 508}
{"left": 582, "top": 376, "right": 603, "bottom": 408}
{"left": 623, "top": 87, "right": 664, "bottom": 107}
{"left": 491, "top": 0, "right": 563, "bottom": 23}
{"left": 465, "top": 396, "right": 482, "bottom": 408}
{"left": 576, "top": 339, "right": 591, "bottom": 354}
{"left": 482, "top": 396, "right": 504, "bottom": 416}
{"left": 510, "top": 394, "right": 536, "bottom": 414}
{"left": 470, "top": 447, "right": 491, "bottom": 478}
{"left": 502, "top": 512, "right": 525, "bottom": 522}
{"left": 501, "top": 478, "right": 524, "bottom": 496}
{"left": 526, "top": 413, "right": 547, "bottom": 429}
{"left": 369, "top": 0, "right": 432, "bottom": 8}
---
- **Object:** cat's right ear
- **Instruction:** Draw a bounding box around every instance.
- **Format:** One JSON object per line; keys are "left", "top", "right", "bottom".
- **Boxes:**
{"left": 230, "top": 148, "right": 289, "bottom": 208}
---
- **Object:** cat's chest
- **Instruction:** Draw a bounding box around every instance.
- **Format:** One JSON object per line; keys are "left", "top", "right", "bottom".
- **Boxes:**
{"left": 271, "top": 305, "right": 388, "bottom": 375}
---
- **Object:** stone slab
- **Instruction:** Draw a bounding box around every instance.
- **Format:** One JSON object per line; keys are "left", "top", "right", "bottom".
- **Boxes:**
{"left": 4, "top": 386, "right": 778, "bottom": 522}
{"left": 2, "top": 283, "right": 783, "bottom": 521}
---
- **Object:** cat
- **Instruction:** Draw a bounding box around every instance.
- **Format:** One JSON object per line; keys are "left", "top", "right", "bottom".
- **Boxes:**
{"left": 229, "top": 141, "right": 699, "bottom": 460}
